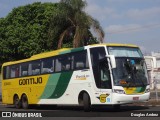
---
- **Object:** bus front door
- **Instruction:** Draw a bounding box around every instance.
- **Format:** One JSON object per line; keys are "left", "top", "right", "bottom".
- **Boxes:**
{"left": 97, "top": 59, "right": 112, "bottom": 104}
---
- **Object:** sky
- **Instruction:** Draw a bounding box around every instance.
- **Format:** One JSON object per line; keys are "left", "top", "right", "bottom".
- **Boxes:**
{"left": 0, "top": 0, "right": 160, "bottom": 54}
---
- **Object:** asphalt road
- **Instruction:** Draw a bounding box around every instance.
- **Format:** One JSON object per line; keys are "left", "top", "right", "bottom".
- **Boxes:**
{"left": 0, "top": 103, "right": 160, "bottom": 117}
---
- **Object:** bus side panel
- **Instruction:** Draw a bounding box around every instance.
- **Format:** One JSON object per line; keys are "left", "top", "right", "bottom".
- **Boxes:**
{"left": 38, "top": 70, "right": 95, "bottom": 105}
{"left": 2, "top": 89, "right": 9, "bottom": 104}
{"left": 2, "top": 75, "right": 49, "bottom": 105}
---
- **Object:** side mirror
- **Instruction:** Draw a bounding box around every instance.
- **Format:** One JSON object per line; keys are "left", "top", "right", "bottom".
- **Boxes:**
{"left": 152, "top": 57, "right": 157, "bottom": 69}
{"left": 106, "top": 55, "right": 116, "bottom": 68}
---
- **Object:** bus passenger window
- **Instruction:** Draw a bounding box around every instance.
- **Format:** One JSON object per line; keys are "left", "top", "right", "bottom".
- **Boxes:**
{"left": 55, "top": 58, "right": 62, "bottom": 72}
{"left": 76, "top": 62, "right": 84, "bottom": 69}
{"left": 32, "top": 61, "right": 40, "bottom": 75}
{"left": 41, "top": 58, "right": 54, "bottom": 74}
{"left": 3, "top": 66, "right": 10, "bottom": 79}
{"left": 21, "top": 63, "right": 29, "bottom": 77}
{"left": 10, "top": 66, "right": 15, "bottom": 78}
{"left": 10, "top": 65, "right": 19, "bottom": 78}
{"left": 61, "top": 55, "right": 71, "bottom": 71}
{"left": 15, "top": 67, "right": 19, "bottom": 77}
{"left": 65, "top": 64, "right": 71, "bottom": 70}
{"left": 73, "top": 50, "right": 89, "bottom": 70}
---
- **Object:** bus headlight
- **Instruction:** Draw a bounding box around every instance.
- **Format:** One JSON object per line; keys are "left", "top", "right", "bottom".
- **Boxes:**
{"left": 145, "top": 88, "right": 150, "bottom": 93}
{"left": 113, "top": 89, "right": 125, "bottom": 94}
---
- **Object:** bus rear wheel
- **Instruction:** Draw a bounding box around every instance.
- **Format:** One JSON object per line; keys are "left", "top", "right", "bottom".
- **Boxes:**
{"left": 21, "top": 94, "right": 29, "bottom": 109}
{"left": 13, "top": 95, "right": 21, "bottom": 109}
{"left": 83, "top": 93, "right": 91, "bottom": 112}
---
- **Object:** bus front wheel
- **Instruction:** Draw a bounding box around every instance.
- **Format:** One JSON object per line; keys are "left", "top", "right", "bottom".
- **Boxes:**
{"left": 13, "top": 95, "right": 21, "bottom": 109}
{"left": 83, "top": 93, "right": 91, "bottom": 112}
{"left": 21, "top": 94, "right": 29, "bottom": 109}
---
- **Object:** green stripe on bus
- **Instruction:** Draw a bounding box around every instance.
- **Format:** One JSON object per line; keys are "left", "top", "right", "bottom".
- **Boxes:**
{"left": 136, "top": 87, "right": 146, "bottom": 93}
{"left": 49, "top": 71, "right": 73, "bottom": 99}
{"left": 40, "top": 73, "right": 61, "bottom": 99}
{"left": 59, "top": 50, "right": 71, "bottom": 54}
{"left": 59, "top": 47, "right": 84, "bottom": 55}
{"left": 71, "top": 47, "right": 84, "bottom": 52}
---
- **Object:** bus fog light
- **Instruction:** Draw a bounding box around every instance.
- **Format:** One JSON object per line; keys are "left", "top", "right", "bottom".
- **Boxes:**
{"left": 114, "top": 89, "right": 125, "bottom": 94}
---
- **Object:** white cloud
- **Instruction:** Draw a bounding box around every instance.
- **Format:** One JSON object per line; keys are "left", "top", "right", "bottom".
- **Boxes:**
{"left": 86, "top": 1, "right": 160, "bottom": 24}
{"left": 85, "top": 3, "right": 120, "bottom": 21}
{"left": 126, "top": 7, "right": 160, "bottom": 21}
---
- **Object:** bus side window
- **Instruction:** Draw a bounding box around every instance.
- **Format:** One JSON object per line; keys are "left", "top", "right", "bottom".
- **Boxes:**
{"left": 10, "top": 65, "right": 19, "bottom": 78}
{"left": 99, "top": 60, "right": 112, "bottom": 89}
{"left": 10, "top": 66, "right": 15, "bottom": 78}
{"left": 41, "top": 58, "right": 54, "bottom": 74}
{"left": 15, "top": 66, "right": 19, "bottom": 78}
{"left": 55, "top": 58, "right": 62, "bottom": 72}
{"left": 3, "top": 66, "right": 10, "bottom": 79}
{"left": 61, "top": 55, "right": 71, "bottom": 71}
{"left": 31, "top": 61, "right": 40, "bottom": 75}
{"left": 21, "top": 63, "right": 29, "bottom": 77}
{"left": 73, "top": 50, "right": 89, "bottom": 70}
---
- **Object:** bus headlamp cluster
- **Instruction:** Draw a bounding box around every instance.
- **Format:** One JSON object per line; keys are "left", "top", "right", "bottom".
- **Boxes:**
{"left": 145, "top": 88, "right": 150, "bottom": 93}
{"left": 113, "top": 89, "right": 125, "bottom": 94}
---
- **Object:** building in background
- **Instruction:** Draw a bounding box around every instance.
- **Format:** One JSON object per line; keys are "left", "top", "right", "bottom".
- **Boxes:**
{"left": 145, "top": 52, "right": 160, "bottom": 90}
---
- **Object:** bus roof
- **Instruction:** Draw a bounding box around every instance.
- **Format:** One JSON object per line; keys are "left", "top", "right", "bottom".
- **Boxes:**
{"left": 90, "top": 43, "right": 138, "bottom": 48}
{"left": 2, "top": 43, "right": 139, "bottom": 66}
{"left": 2, "top": 48, "right": 71, "bottom": 66}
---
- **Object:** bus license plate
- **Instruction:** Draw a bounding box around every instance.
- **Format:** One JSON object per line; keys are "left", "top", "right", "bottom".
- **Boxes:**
{"left": 133, "top": 97, "right": 139, "bottom": 100}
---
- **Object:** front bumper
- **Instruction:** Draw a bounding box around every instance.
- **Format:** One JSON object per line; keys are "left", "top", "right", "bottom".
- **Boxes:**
{"left": 111, "top": 92, "right": 150, "bottom": 104}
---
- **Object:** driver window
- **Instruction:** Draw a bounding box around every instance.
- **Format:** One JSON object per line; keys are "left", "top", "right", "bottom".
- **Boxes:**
{"left": 101, "top": 69, "right": 109, "bottom": 81}
{"left": 99, "top": 60, "right": 112, "bottom": 89}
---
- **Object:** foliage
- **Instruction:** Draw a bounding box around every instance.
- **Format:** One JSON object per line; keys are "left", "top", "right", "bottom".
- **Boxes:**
{"left": 49, "top": 0, "right": 104, "bottom": 48}
{"left": 0, "top": 1, "right": 104, "bottom": 66}
{"left": 0, "top": 2, "right": 57, "bottom": 64}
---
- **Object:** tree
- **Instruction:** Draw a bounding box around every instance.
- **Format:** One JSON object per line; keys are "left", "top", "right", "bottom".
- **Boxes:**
{"left": 0, "top": 2, "right": 57, "bottom": 63}
{"left": 49, "top": 0, "right": 105, "bottom": 48}
{"left": 0, "top": 1, "right": 104, "bottom": 65}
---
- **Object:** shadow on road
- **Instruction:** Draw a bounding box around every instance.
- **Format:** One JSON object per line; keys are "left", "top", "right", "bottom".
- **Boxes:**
{"left": 5, "top": 104, "right": 149, "bottom": 112}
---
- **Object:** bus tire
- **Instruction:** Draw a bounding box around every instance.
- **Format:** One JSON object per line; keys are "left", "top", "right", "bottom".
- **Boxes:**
{"left": 13, "top": 95, "right": 21, "bottom": 109}
{"left": 83, "top": 92, "right": 91, "bottom": 112}
{"left": 21, "top": 94, "right": 29, "bottom": 109}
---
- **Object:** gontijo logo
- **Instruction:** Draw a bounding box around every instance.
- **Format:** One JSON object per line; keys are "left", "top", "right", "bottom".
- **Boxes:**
{"left": 19, "top": 77, "right": 42, "bottom": 85}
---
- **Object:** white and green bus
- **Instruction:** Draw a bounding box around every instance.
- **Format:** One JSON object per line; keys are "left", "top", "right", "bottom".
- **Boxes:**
{"left": 1, "top": 43, "right": 150, "bottom": 111}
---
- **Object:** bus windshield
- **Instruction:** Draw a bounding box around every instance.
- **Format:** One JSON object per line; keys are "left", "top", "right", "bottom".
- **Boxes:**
{"left": 112, "top": 58, "right": 149, "bottom": 86}
{"left": 108, "top": 46, "right": 148, "bottom": 87}
{"left": 108, "top": 46, "right": 143, "bottom": 57}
